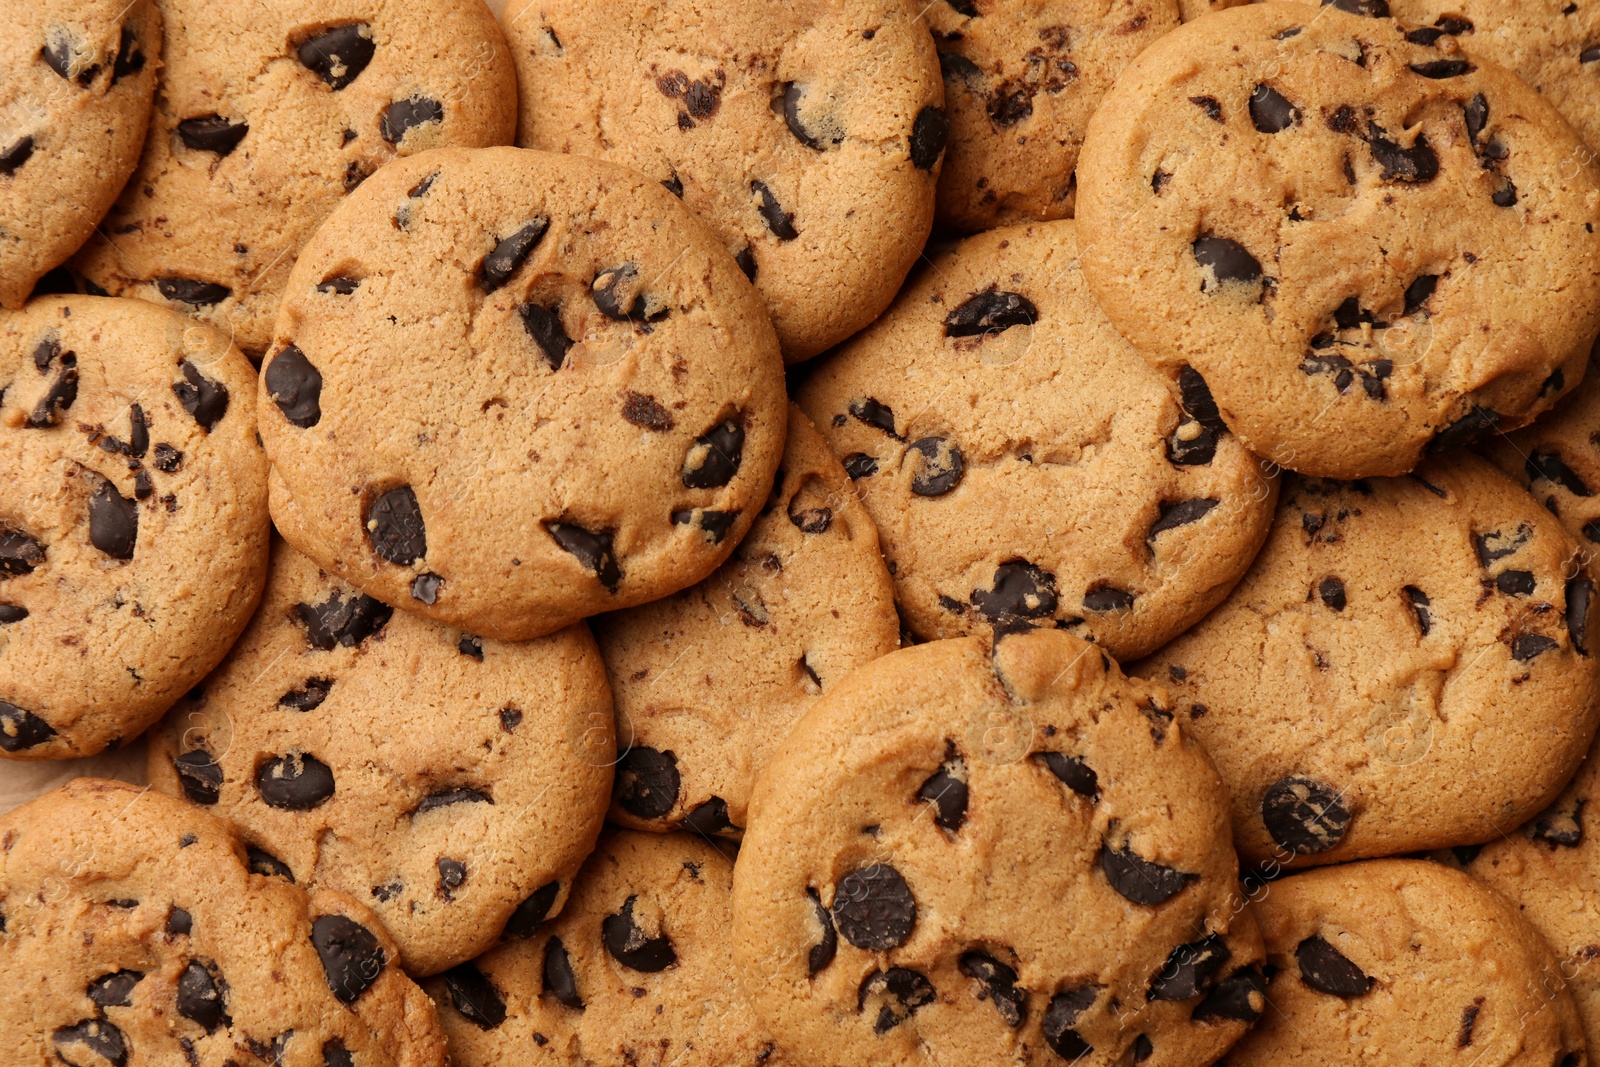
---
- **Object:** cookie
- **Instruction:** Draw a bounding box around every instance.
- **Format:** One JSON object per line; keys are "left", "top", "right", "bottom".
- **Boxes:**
{"left": 145, "top": 538, "right": 616, "bottom": 976}
{"left": 595, "top": 405, "right": 899, "bottom": 837}
{"left": 260, "top": 146, "right": 786, "bottom": 641}
{"left": 1217, "top": 859, "right": 1586, "bottom": 1067}
{"left": 1136, "top": 453, "right": 1600, "bottom": 868}
{"left": 0, "top": 777, "right": 449, "bottom": 1067}
{"left": 732, "top": 627, "right": 1267, "bottom": 1067}
{"left": 1076, "top": 2, "right": 1600, "bottom": 479}
{"left": 927, "top": 0, "right": 1178, "bottom": 231}
{"left": 69, "top": 0, "right": 516, "bottom": 358}
{"left": 1, "top": 295, "right": 269, "bottom": 760}
{"left": 423, "top": 829, "right": 783, "bottom": 1065}
{"left": 505, "top": 0, "right": 946, "bottom": 362}
{"left": 797, "top": 221, "right": 1279, "bottom": 661}
{"left": 0, "top": 1, "right": 160, "bottom": 309}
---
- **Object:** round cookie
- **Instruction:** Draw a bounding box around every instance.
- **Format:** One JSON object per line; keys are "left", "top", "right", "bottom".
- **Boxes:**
{"left": 596, "top": 405, "right": 899, "bottom": 837}
{"left": 505, "top": 0, "right": 946, "bottom": 362}
{"left": 1217, "top": 859, "right": 1586, "bottom": 1067}
{"left": 797, "top": 221, "right": 1279, "bottom": 662}
{"left": 146, "top": 537, "right": 616, "bottom": 977}
{"left": 260, "top": 147, "right": 786, "bottom": 642}
{"left": 927, "top": 0, "right": 1178, "bottom": 231}
{"left": 70, "top": 0, "right": 516, "bottom": 358}
{"left": 1135, "top": 453, "right": 1600, "bottom": 868}
{"left": 732, "top": 627, "right": 1267, "bottom": 1067}
{"left": 1076, "top": 2, "right": 1600, "bottom": 479}
{"left": 0, "top": 778, "right": 448, "bottom": 1067}
{"left": 0, "top": 1, "right": 160, "bottom": 309}
{"left": 1, "top": 295, "right": 269, "bottom": 760}
{"left": 423, "top": 830, "right": 784, "bottom": 1066}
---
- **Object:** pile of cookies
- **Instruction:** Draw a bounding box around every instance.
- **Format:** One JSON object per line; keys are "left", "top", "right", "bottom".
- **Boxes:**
{"left": 5, "top": 0, "right": 1600, "bottom": 1063}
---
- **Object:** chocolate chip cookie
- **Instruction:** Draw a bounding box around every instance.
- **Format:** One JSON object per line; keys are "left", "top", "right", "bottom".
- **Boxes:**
{"left": 596, "top": 405, "right": 899, "bottom": 838}
{"left": 145, "top": 538, "right": 616, "bottom": 976}
{"left": 505, "top": 0, "right": 946, "bottom": 362}
{"left": 0, "top": 777, "right": 449, "bottom": 1067}
{"left": 1136, "top": 453, "right": 1600, "bottom": 868}
{"left": 1076, "top": 2, "right": 1600, "bottom": 479}
{"left": 423, "top": 829, "right": 783, "bottom": 1065}
{"left": 732, "top": 627, "right": 1267, "bottom": 1067}
{"left": 797, "top": 221, "right": 1278, "bottom": 661}
{"left": 1218, "top": 859, "right": 1586, "bottom": 1067}
{"left": 927, "top": 0, "right": 1178, "bottom": 231}
{"left": 1, "top": 1, "right": 160, "bottom": 309}
{"left": 260, "top": 147, "right": 787, "bottom": 641}
{"left": 1, "top": 295, "right": 269, "bottom": 760}
{"left": 70, "top": 0, "right": 516, "bottom": 358}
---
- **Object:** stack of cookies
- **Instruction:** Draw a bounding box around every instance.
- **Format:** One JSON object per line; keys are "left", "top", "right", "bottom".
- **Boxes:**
{"left": 4, "top": 0, "right": 1600, "bottom": 1064}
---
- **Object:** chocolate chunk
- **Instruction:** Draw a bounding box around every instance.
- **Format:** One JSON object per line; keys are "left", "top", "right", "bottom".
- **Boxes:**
{"left": 519, "top": 304, "right": 571, "bottom": 370}
{"left": 1249, "top": 84, "right": 1298, "bottom": 132}
{"left": 415, "top": 788, "right": 493, "bottom": 815}
{"left": 0, "top": 605, "right": 27, "bottom": 623}
{"left": 1101, "top": 845, "right": 1195, "bottom": 905}
{"left": 437, "top": 858, "right": 467, "bottom": 900}
{"left": 1473, "top": 525, "right": 1531, "bottom": 566}
{"left": 442, "top": 963, "right": 506, "bottom": 1029}
{"left": 1189, "top": 95, "right": 1222, "bottom": 122}
{"left": 173, "top": 751, "right": 222, "bottom": 804}
{"left": 1458, "top": 997, "right": 1484, "bottom": 1046}
{"left": 1323, "top": 0, "right": 1390, "bottom": 15}
{"left": 1496, "top": 570, "right": 1534, "bottom": 596}
{"left": 907, "top": 437, "right": 965, "bottom": 496}
{"left": 971, "top": 560, "right": 1057, "bottom": 624}
{"left": 842, "top": 453, "right": 878, "bottom": 480}
{"left": 1367, "top": 126, "right": 1438, "bottom": 182}
{"left": 40, "top": 34, "right": 92, "bottom": 84}
{"left": 939, "top": 51, "right": 982, "bottom": 82}
{"left": 1083, "top": 586, "right": 1135, "bottom": 613}
{"left": 1430, "top": 406, "right": 1501, "bottom": 452}
{"left": 788, "top": 494, "right": 832, "bottom": 534}
{"left": 177, "top": 960, "right": 229, "bottom": 1031}
{"left": 545, "top": 521, "right": 622, "bottom": 591}
{"left": 154, "top": 444, "right": 183, "bottom": 472}
{"left": 1296, "top": 935, "right": 1373, "bottom": 996}
{"left": 945, "top": 288, "right": 1036, "bottom": 337}
{"left": 1404, "top": 274, "right": 1439, "bottom": 315}
{"left": 0, "top": 529, "right": 45, "bottom": 576}
{"left": 246, "top": 846, "right": 294, "bottom": 881}
{"left": 28, "top": 352, "right": 77, "bottom": 427}
{"left": 479, "top": 219, "right": 549, "bottom": 293}
{"left": 1532, "top": 799, "right": 1585, "bottom": 847}
{"left": 735, "top": 246, "right": 757, "bottom": 280}
{"left": 1569, "top": 576, "right": 1593, "bottom": 654}
{"left": 807, "top": 888, "right": 837, "bottom": 974}
{"left": 1193, "top": 967, "right": 1267, "bottom": 1021}
{"left": 265, "top": 345, "right": 322, "bottom": 428}
{"left": 88, "top": 478, "right": 137, "bottom": 560}
{"left": 52, "top": 1020, "right": 128, "bottom": 1067}
{"left": 1527, "top": 450, "right": 1592, "bottom": 496}
{"left": 1148, "top": 498, "right": 1219, "bottom": 542}
{"left": 591, "top": 261, "right": 667, "bottom": 323}
{"left": 616, "top": 747, "right": 680, "bottom": 819}
{"left": 681, "top": 418, "right": 745, "bottom": 488}
{"left": 1463, "top": 93, "right": 1489, "bottom": 146}
{"left": 1149, "top": 934, "right": 1230, "bottom": 1000}
{"left": 0, "top": 136, "right": 34, "bottom": 175}
{"left": 113, "top": 27, "right": 145, "bottom": 83}
{"left": 87, "top": 970, "right": 144, "bottom": 1009}
{"left": 603, "top": 895, "right": 677, "bottom": 971}
{"left": 859, "top": 968, "right": 936, "bottom": 1033}
{"left": 1042, "top": 987, "right": 1097, "bottom": 1059}
{"left": 322, "top": 1040, "right": 355, "bottom": 1067}
{"left": 504, "top": 881, "right": 561, "bottom": 939}
{"left": 782, "top": 82, "right": 840, "bottom": 150}
{"left": 909, "top": 106, "right": 950, "bottom": 171}
{"left": 1036, "top": 752, "right": 1098, "bottom": 800}
{"left": 173, "top": 360, "right": 229, "bottom": 429}
{"left": 1193, "top": 236, "right": 1261, "bottom": 288}
{"left": 1583, "top": 45, "right": 1600, "bottom": 64}
{"left": 1262, "top": 776, "right": 1350, "bottom": 853}
{"left": 178, "top": 116, "right": 249, "bottom": 156}
{"left": 1134, "top": 1035, "right": 1153, "bottom": 1061}
{"left": 1493, "top": 175, "right": 1518, "bottom": 207}
{"left": 751, "top": 180, "right": 798, "bottom": 240}
{"left": 296, "top": 591, "right": 392, "bottom": 649}
{"left": 917, "top": 752, "right": 968, "bottom": 830}
{"left": 1319, "top": 576, "right": 1346, "bottom": 610}
{"left": 381, "top": 97, "right": 444, "bottom": 144}
{"left": 255, "top": 753, "right": 336, "bottom": 810}
{"left": 1513, "top": 633, "right": 1560, "bottom": 660}
{"left": 459, "top": 634, "right": 484, "bottom": 660}
{"left": 622, "top": 392, "right": 674, "bottom": 432}
{"left": 297, "top": 24, "right": 375, "bottom": 90}
{"left": 311, "top": 915, "right": 386, "bottom": 1003}
{"left": 959, "top": 952, "right": 1026, "bottom": 1026}
{"left": 279, "top": 678, "right": 332, "bottom": 712}
{"left": 366, "top": 486, "right": 426, "bottom": 565}
{"left": 158, "top": 278, "right": 230, "bottom": 307}
{"left": 165, "top": 907, "right": 193, "bottom": 937}
{"left": 833, "top": 864, "right": 917, "bottom": 950}
{"left": 1411, "top": 59, "right": 1473, "bottom": 78}
{"left": 318, "top": 276, "right": 361, "bottom": 295}
{"left": 849, "top": 397, "right": 900, "bottom": 438}
{"left": 410, "top": 572, "right": 442, "bottom": 604}
{"left": 543, "top": 937, "right": 583, "bottom": 1008}
{"left": 682, "top": 797, "right": 734, "bottom": 835}
{"left": 662, "top": 174, "right": 683, "bottom": 197}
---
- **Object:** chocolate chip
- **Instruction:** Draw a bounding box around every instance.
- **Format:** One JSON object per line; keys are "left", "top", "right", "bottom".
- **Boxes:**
{"left": 437, "top": 858, "right": 467, "bottom": 900}
{"left": 415, "top": 788, "right": 493, "bottom": 816}
{"left": 1430, "top": 406, "right": 1501, "bottom": 452}
{"left": 591, "top": 261, "right": 666, "bottom": 323}
{"left": 1513, "top": 633, "right": 1560, "bottom": 660}
{"left": 603, "top": 895, "right": 677, "bottom": 971}
{"left": 945, "top": 288, "right": 1036, "bottom": 337}
{"left": 1367, "top": 126, "right": 1439, "bottom": 183}
{"left": 40, "top": 33, "right": 95, "bottom": 84}
{"left": 906, "top": 437, "right": 965, "bottom": 496}
{"left": 296, "top": 591, "right": 392, "bottom": 649}
{"left": 545, "top": 521, "right": 622, "bottom": 591}
{"left": 842, "top": 453, "right": 878, "bottom": 479}
{"left": 173, "top": 360, "right": 229, "bottom": 429}
{"left": 153, "top": 444, "right": 183, "bottom": 472}
{"left": 849, "top": 397, "right": 899, "bottom": 437}
{"left": 662, "top": 174, "right": 683, "bottom": 197}
{"left": 0, "top": 529, "right": 44, "bottom": 576}
{"left": 543, "top": 937, "right": 583, "bottom": 1008}
{"left": 320, "top": 1040, "right": 355, "bottom": 1067}
{"left": 1083, "top": 586, "right": 1135, "bottom": 613}
{"left": 112, "top": 27, "right": 145, "bottom": 83}
{"left": 381, "top": 97, "right": 443, "bottom": 144}
{"left": 297, "top": 24, "right": 375, "bottom": 90}
{"left": 1411, "top": 59, "right": 1473, "bottom": 78}
{"left": 519, "top": 304, "right": 571, "bottom": 370}
{"left": 52, "top": 1020, "right": 128, "bottom": 1067}
{"left": 279, "top": 678, "right": 332, "bottom": 712}
{"left": 1296, "top": 935, "right": 1373, "bottom": 996}
{"left": 972, "top": 561, "right": 1057, "bottom": 623}
{"left": 178, "top": 116, "right": 249, "bottom": 156}
{"left": 1193, "top": 967, "right": 1267, "bottom": 1021}
{"left": 1101, "top": 845, "right": 1195, "bottom": 905}
{"left": 1473, "top": 525, "right": 1531, "bottom": 567}
{"left": 917, "top": 750, "right": 967, "bottom": 831}
{"left": 265, "top": 345, "right": 322, "bottom": 428}
{"left": 1323, "top": 0, "right": 1390, "bottom": 15}
{"left": 1569, "top": 576, "right": 1593, "bottom": 654}
{"left": 87, "top": 970, "right": 144, "bottom": 1009}
{"left": 751, "top": 180, "right": 798, "bottom": 239}
{"left": 735, "top": 246, "right": 757, "bottom": 280}
{"left": 833, "top": 864, "right": 917, "bottom": 950}
{"left": 681, "top": 418, "right": 745, "bottom": 489}
{"left": 173, "top": 751, "right": 221, "bottom": 804}
{"left": 158, "top": 279, "right": 230, "bottom": 307}
{"left": 1149, "top": 934, "right": 1230, "bottom": 1000}
{"left": 1319, "top": 576, "right": 1346, "bottom": 610}
{"left": 622, "top": 392, "right": 674, "bottom": 432}
{"left": 1583, "top": 45, "right": 1600, "bottom": 64}
{"left": 479, "top": 219, "right": 549, "bottom": 293}
{"left": 311, "top": 915, "right": 386, "bottom": 1003}
{"left": 1532, "top": 799, "right": 1585, "bottom": 847}
{"left": 459, "top": 634, "right": 484, "bottom": 660}
{"left": 910, "top": 106, "right": 950, "bottom": 170}
{"left": 1036, "top": 752, "right": 1098, "bottom": 800}
{"left": 616, "top": 747, "right": 679, "bottom": 819}
{"left": 1148, "top": 499, "right": 1219, "bottom": 542}
{"left": 177, "top": 960, "right": 229, "bottom": 1032}
{"left": 28, "top": 353, "right": 77, "bottom": 427}
{"left": 1262, "top": 776, "right": 1350, "bottom": 854}
{"left": 682, "top": 797, "right": 734, "bottom": 835}
{"left": 318, "top": 276, "right": 360, "bottom": 295}
{"left": 0, "top": 605, "right": 27, "bottom": 623}
{"left": 788, "top": 494, "right": 832, "bottom": 534}
{"left": 442, "top": 963, "right": 506, "bottom": 1029}
{"left": 165, "top": 907, "right": 192, "bottom": 937}
{"left": 939, "top": 51, "right": 982, "bottom": 83}
{"left": 246, "top": 846, "right": 294, "bottom": 881}
{"left": 410, "top": 573, "right": 442, "bottom": 604}
{"left": 1404, "top": 274, "right": 1439, "bottom": 315}
{"left": 0, "top": 136, "right": 34, "bottom": 175}
{"left": 1042, "top": 987, "right": 1097, "bottom": 1059}
{"left": 88, "top": 478, "right": 137, "bottom": 560}
{"left": 1494, "top": 570, "right": 1534, "bottom": 596}
{"left": 255, "top": 753, "right": 336, "bottom": 810}
{"left": 366, "top": 486, "right": 426, "bottom": 565}
{"left": 1493, "top": 175, "right": 1518, "bottom": 207}
{"left": 1249, "top": 84, "right": 1298, "bottom": 132}
{"left": 806, "top": 888, "right": 837, "bottom": 973}
{"left": 781, "top": 82, "right": 841, "bottom": 150}
{"left": 859, "top": 968, "right": 935, "bottom": 1033}
{"left": 1189, "top": 95, "right": 1222, "bottom": 122}
{"left": 504, "top": 881, "right": 561, "bottom": 938}
{"left": 1193, "top": 236, "right": 1261, "bottom": 288}
{"left": 957, "top": 952, "right": 1026, "bottom": 1026}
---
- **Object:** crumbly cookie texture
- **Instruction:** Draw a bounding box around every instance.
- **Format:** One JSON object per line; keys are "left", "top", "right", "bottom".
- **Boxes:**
{"left": 798, "top": 220, "right": 1278, "bottom": 661}
{"left": 71, "top": 0, "right": 516, "bottom": 358}
{"left": 424, "top": 830, "right": 786, "bottom": 1066}
{"left": 1220, "top": 859, "right": 1586, "bottom": 1067}
{"left": 0, "top": 295, "right": 269, "bottom": 760}
{"left": 0, "top": 778, "right": 450, "bottom": 1067}
{"left": 1136, "top": 453, "right": 1600, "bottom": 868}
{"left": 927, "top": 0, "right": 1179, "bottom": 231}
{"left": 145, "top": 537, "right": 615, "bottom": 976}
{"left": 1076, "top": 1, "right": 1600, "bottom": 479}
{"left": 260, "top": 146, "right": 787, "bottom": 642}
{"left": 596, "top": 405, "right": 898, "bottom": 837}
{"left": 0, "top": 0, "right": 161, "bottom": 309}
{"left": 506, "top": 0, "right": 946, "bottom": 362}
{"left": 733, "top": 627, "right": 1265, "bottom": 1067}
